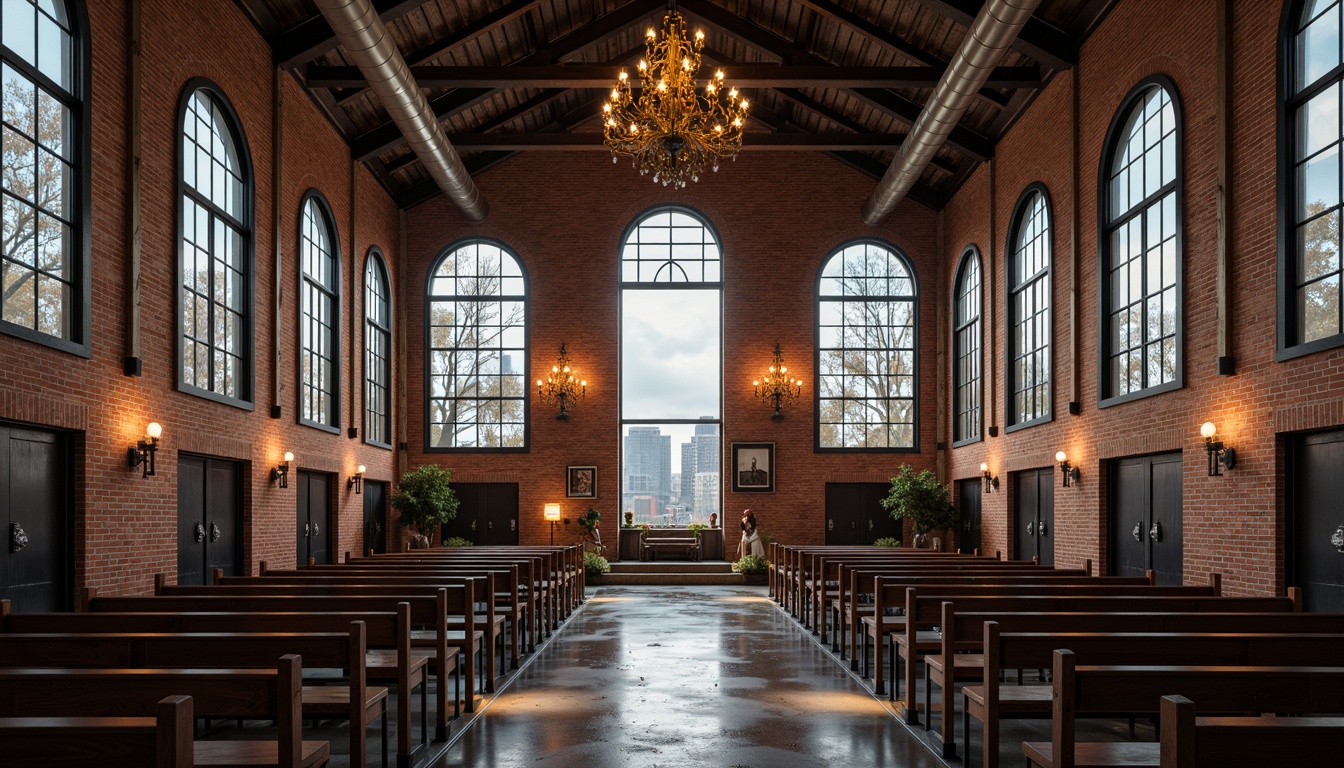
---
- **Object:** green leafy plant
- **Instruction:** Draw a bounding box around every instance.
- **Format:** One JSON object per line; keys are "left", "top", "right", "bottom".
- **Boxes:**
{"left": 732, "top": 554, "right": 768, "bottom": 575}
{"left": 880, "top": 465, "right": 957, "bottom": 535}
{"left": 391, "top": 465, "right": 460, "bottom": 540}
{"left": 874, "top": 537, "right": 902, "bottom": 548}
{"left": 577, "top": 507, "right": 601, "bottom": 533}
{"left": 623, "top": 511, "right": 635, "bottom": 528}
{"left": 584, "top": 551, "right": 610, "bottom": 577}
{"left": 442, "top": 537, "right": 473, "bottom": 548}
{"left": 686, "top": 522, "right": 707, "bottom": 538}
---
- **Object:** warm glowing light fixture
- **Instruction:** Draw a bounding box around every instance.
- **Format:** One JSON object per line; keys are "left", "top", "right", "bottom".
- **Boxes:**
{"left": 545, "top": 502, "right": 562, "bottom": 544}
{"left": 127, "top": 422, "right": 162, "bottom": 478}
{"left": 1056, "top": 451, "right": 1079, "bottom": 488}
{"left": 1200, "top": 422, "right": 1236, "bottom": 476}
{"left": 272, "top": 451, "right": 293, "bottom": 488}
{"left": 980, "top": 462, "right": 997, "bottom": 493}
{"left": 536, "top": 343, "right": 587, "bottom": 421}
{"left": 753, "top": 342, "right": 803, "bottom": 421}
{"left": 349, "top": 465, "right": 366, "bottom": 494}
{"left": 603, "top": 9, "right": 749, "bottom": 188}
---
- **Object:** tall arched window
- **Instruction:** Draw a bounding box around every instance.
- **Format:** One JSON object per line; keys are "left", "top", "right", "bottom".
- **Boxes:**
{"left": 620, "top": 207, "right": 721, "bottom": 525}
{"left": 1100, "top": 77, "right": 1182, "bottom": 404}
{"left": 817, "top": 240, "right": 918, "bottom": 451}
{"left": 177, "top": 81, "right": 252, "bottom": 406}
{"left": 1282, "top": 1, "right": 1344, "bottom": 354}
{"left": 426, "top": 240, "right": 527, "bottom": 450}
{"left": 364, "top": 248, "right": 391, "bottom": 448}
{"left": 298, "top": 191, "right": 340, "bottom": 431}
{"left": 1007, "top": 186, "right": 1052, "bottom": 428}
{"left": 952, "top": 247, "right": 981, "bottom": 445}
{"left": 1, "top": 0, "right": 89, "bottom": 354}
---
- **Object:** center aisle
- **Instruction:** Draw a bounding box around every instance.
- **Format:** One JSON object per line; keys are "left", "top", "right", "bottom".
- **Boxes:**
{"left": 433, "top": 585, "right": 943, "bottom": 767}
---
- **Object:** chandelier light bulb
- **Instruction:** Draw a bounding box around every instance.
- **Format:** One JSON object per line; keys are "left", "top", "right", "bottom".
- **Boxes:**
{"left": 1055, "top": 451, "right": 1068, "bottom": 464}
{"left": 1200, "top": 421, "right": 1217, "bottom": 439}
{"left": 618, "top": 70, "right": 627, "bottom": 81}
{"left": 283, "top": 451, "right": 294, "bottom": 463}
{"left": 647, "top": 28, "right": 655, "bottom": 38}
{"left": 146, "top": 422, "right": 163, "bottom": 439}
{"left": 695, "top": 29, "right": 704, "bottom": 40}
{"left": 716, "top": 70, "right": 724, "bottom": 79}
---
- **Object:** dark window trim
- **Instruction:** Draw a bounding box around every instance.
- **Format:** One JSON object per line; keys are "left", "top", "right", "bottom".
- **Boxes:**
{"left": 422, "top": 236, "right": 530, "bottom": 454}
{"left": 1005, "top": 183, "right": 1055, "bottom": 431}
{"left": 173, "top": 78, "right": 256, "bottom": 410}
{"left": 952, "top": 244, "right": 983, "bottom": 447}
{"left": 0, "top": 0, "right": 91, "bottom": 357}
{"left": 1097, "top": 74, "right": 1186, "bottom": 409}
{"left": 296, "top": 189, "right": 341, "bottom": 434}
{"left": 1278, "top": 1, "right": 1344, "bottom": 359}
{"left": 363, "top": 246, "right": 393, "bottom": 450}
{"left": 814, "top": 237, "right": 921, "bottom": 454}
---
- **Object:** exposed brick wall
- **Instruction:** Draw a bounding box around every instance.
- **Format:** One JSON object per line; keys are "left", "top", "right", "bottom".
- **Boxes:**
{"left": 0, "top": 0, "right": 401, "bottom": 600}
{"left": 403, "top": 150, "right": 939, "bottom": 554}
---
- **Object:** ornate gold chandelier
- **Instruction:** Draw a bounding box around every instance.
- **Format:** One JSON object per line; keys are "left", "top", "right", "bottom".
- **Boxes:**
{"left": 754, "top": 342, "right": 802, "bottom": 421}
{"left": 603, "top": 9, "right": 750, "bottom": 188}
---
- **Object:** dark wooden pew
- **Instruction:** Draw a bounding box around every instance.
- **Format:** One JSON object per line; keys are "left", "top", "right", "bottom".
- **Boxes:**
{"left": 1022, "top": 650, "right": 1344, "bottom": 768}
{"left": 0, "top": 694, "right": 194, "bottom": 768}
{"left": 1158, "top": 695, "right": 1344, "bottom": 768}
{"left": 0, "top": 655, "right": 329, "bottom": 768}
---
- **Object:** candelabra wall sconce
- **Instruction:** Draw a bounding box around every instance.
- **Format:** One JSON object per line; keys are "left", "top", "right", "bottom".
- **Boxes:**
{"left": 271, "top": 452, "right": 293, "bottom": 488}
{"left": 1056, "top": 451, "right": 1080, "bottom": 488}
{"left": 349, "top": 465, "right": 365, "bottom": 494}
{"left": 1200, "top": 422, "right": 1236, "bottom": 477}
{"left": 753, "top": 342, "right": 802, "bottom": 421}
{"left": 980, "top": 463, "right": 998, "bottom": 493}
{"left": 127, "top": 422, "right": 162, "bottom": 478}
{"left": 536, "top": 343, "right": 587, "bottom": 421}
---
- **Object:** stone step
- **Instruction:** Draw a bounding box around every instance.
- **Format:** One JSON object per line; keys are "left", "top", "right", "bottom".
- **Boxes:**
{"left": 595, "top": 572, "right": 746, "bottom": 586}
{"left": 607, "top": 561, "right": 734, "bottom": 574}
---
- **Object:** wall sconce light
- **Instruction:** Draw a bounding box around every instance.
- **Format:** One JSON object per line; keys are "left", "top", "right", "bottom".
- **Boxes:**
{"left": 980, "top": 462, "right": 998, "bottom": 493}
{"left": 349, "top": 465, "right": 366, "bottom": 494}
{"left": 753, "top": 342, "right": 803, "bottom": 421}
{"left": 536, "top": 343, "right": 586, "bottom": 421}
{"left": 545, "top": 502, "right": 561, "bottom": 544}
{"left": 1056, "top": 451, "right": 1080, "bottom": 488}
{"left": 1200, "top": 422, "right": 1236, "bottom": 476}
{"left": 271, "top": 451, "right": 293, "bottom": 488}
{"left": 127, "top": 422, "right": 162, "bottom": 478}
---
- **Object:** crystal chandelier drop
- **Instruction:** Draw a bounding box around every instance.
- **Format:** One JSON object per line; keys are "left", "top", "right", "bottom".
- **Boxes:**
{"left": 603, "top": 9, "right": 750, "bottom": 188}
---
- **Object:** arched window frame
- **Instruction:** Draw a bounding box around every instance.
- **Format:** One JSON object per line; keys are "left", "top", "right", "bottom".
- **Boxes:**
{"left": 1098, "top": 76, "right": 1184, "bottom": 406}
{"left": 1279, "top": 1, "right": 1344, "bottom": 357}
{"left": 424, "top": 237, "right": 529, "bottom": 453}
{"left": 1006, "top": 184, "right": 1053, "bottom": 430}
{"left": 174, "top": 79, "right": 254, "bottom": 408}
{"left": 296, "top": 190, "right": 341, "bottom": 433}
{"left": 363, "top": 246, "right": 392, "bottom": 449}
{"left": 0, "top": 0, "right": 91, "bottom": 356}
{"left": 815, "top": 238, "right": 920, "bottom": 453}
{"left": 952, "top": 245, "right": 982, "bottom": 446}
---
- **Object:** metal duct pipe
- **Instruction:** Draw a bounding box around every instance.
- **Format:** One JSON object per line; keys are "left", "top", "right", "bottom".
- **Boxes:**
{"left": 861, "top": 0, "right": 1042, "bottom": 225}
{"left": 314, "top": 0, "right": 488, "bottom": 221}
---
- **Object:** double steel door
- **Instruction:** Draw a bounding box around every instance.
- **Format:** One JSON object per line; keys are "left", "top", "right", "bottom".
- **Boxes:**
{"left": 443, "top": 483, "right": 519, "bottom": 546}
{"left": 0, "top": 425, "right": 68, "bottom": 611}
{"left": 296, "top": 471, "right": 332, "bottom": 566}
{"left": 824, "top": 483, "right": 902, "bottom": 545}
{"left": 177, "top": 455, "right": 242, "bottom": 586}
{"left": 1014, "top": 468, "right": 1055, "bottom": 565}
{"left": 1110, "top": 452, "right": 1183, "bottom": 585}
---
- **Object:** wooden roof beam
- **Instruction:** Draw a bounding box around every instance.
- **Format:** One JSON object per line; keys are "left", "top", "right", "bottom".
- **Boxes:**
{"left": 914, "top": 0, "right": 1077, "bottom": 69}
{"left": 416, "top": 133, "right": 912, "bottom": 151}
{"left": 272, "top": 0, "right": 427, "bottom": 69}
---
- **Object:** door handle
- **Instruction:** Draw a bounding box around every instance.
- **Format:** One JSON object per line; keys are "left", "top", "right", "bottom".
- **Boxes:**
{"left": 304, "top": 522, "right": 311, "bottom": 538}
{"left": 1133, "top": 521, "right": 1143, "bottom": 542}
{"left": 374, "top": 520, "right": 383, "bottom": 534}
{"left": 1149, "top": 522, "right": 1162, "bottom": 542}
{"left": 850, "top": 521, "right": 855, "bottom": 529}
{"left": 510, "top": 520, "right": 516, "bottom": 532}
{"left": 471, "top": 520, "right": 477, "bottom": 531}
{"left": 210, "top": 523, "right": 221, "bottom": 543}
{"left": 868, "top": 520, "right": 874, "bottom": 531}
{"left": 194, "top": 522, "right": 205, "bottom": 543}
{"left": 827, "top": 519, "right": 833, "bottom": 531}
{"left": 488, "top": 521, "right": 493, "bottom": 530}
{"left": 963, "top": 520, "right": 971, "bottom": 532}
{"left": 1332, "top": 525, "right": 1344, "bottom": 553}
{"left": 10, "top": 522, "right": 28, "bottom": 553}
{"left": 1026, "top": 521, "right": 1035, "bottom": 535}
{"left": 1038, "top": 521, "right": 1047, "bottom": 536}
{"left": 312, "top": 523, "right": 319, "bottom": 537}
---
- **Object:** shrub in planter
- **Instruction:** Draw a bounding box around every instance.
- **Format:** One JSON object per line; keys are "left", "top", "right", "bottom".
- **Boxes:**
{"left": 880, "top": 465, "right": 956, "bottom": 546}
{"left": 873, "top": 537, "right": 902, "bottom": 548}
{"left": 584, "top": 551, "right": 610, "bottom": 577}
{"left": 732, "top": 554, "right": 768, "bottom": 575}
{"left": 392, "top": 465, "right": 459, "bottom": 546}
{"left": 442, "top": 537, "right": 473, "bottom": 548}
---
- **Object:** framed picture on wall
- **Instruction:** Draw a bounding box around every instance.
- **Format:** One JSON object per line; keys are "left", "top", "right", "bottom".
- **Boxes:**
{"left": 731, "top": 443, "right": 774, "bottom": 493}
{"left": 566, "top": 466, "right": 597, "bottom": 498}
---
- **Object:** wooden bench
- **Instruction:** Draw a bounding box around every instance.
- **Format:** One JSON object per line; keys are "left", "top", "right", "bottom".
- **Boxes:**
{"left": 1158, "top": 695, "right": 1344, "bottom": 768}
{"left": 0, "top": 655, "right": 330, "bottom": 768}
{"left": 0, "top": 694, "right": 194, "bottom": 767}
{"left": 642, "top": 536, "right": 701, "bottom": 561}
{"left": 1022, "top": 650, "right": 1344, "bottom": 768}
{"left": 0, "top": 625, "right": 387, "bottom": 768}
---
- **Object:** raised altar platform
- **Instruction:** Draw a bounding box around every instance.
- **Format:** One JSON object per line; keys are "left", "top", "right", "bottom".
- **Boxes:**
{"left": 617, "top": 527, "right": 726, "bottom": 561}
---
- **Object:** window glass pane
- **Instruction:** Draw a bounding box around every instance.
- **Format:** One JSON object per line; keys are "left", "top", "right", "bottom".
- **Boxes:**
{"left": 299, "top": 198, "right": 337, "bottom": 423}
{"left": 1010, "top": 192, "right": 1051, "bottom": 423}
{"left": 622, "top": 288, "right": 719, "bottom": 420}
{"left": 621, "top": 207, "right": 720, "bottom": 284}
{"left": 1299, "top": 2, "right": 1342, "bottom": 90}
{"left": 953, "top": 252, "right": 980, "bottom": 443}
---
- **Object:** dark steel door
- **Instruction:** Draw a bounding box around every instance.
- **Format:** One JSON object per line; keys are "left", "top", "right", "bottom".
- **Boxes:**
{"left": 1291, "top": 431, "right": 1344, "bottom": 611}
{"left": 1013, "top": 468, "right": 1054, "bottom": 565}
{"left": 825, "top": 483, "right": 900, "bottom": 545}
{"left": 446, "top": 483, "right": 519, "bottom": 546}
{"left": 1, "top": 426, "right": 68, "bottom": 611}
{"left": 957, "top": 479, "right": 982, "bottom": 554}
{"left": 1109, "top": 452, "right": 1183, "bottom": 585}
{"left": 297, "top": 471, "right": 332, "bottom": 566}
{"left": 363, "top": 480, "right": 387, "bottom": 555}
{"left": 177, "top": 455, "right": 241, "bottom": 586}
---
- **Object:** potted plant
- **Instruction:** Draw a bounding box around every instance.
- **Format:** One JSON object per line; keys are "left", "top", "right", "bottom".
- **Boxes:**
{"left": 880, "top": 465, "right": 957, "bottom": 549}
{"left": 577, "top": 507, "right": 603, "bottom": 552}
{"left": 391, "top": 465, "right": 459, "bottom": 548}
{"left": 732, "top": 554, "right": 768, "bottom": 585}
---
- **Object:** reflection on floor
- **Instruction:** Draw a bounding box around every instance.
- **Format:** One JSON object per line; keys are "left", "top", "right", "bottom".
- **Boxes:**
{"left": 431, "top": 585, "right": 944, "bottom": 768}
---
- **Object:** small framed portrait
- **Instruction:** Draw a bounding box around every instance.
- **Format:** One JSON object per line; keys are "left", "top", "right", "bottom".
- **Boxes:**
{"left": 731, "top": 443, "right": 774, "bottom": 493}
{"left": 566, "top": 466, "right": 597, "bottom": 498}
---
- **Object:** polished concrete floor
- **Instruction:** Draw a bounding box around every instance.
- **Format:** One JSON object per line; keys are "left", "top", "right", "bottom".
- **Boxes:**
{"left": 432, "top": 585, "right": 944, "bottom": 767}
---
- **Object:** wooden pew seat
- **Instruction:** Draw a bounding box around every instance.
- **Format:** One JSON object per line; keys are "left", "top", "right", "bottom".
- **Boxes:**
{"left": 0, "top": 694, "right": 194, "bottom": 768}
